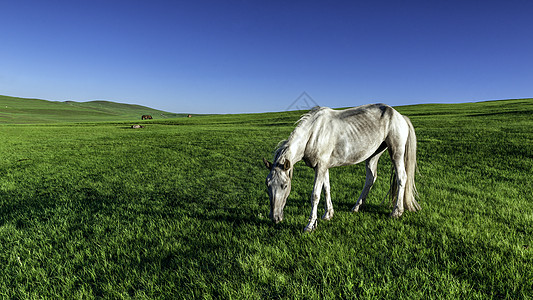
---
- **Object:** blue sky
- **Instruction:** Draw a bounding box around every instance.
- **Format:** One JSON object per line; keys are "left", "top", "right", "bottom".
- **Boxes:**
{"left": 1, "top": 0, "right": 532, "bottom": 113}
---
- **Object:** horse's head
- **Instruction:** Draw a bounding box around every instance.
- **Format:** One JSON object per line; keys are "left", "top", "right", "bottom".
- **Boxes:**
{"left": 263, "top": 157, "right": 292, "bottom": 224}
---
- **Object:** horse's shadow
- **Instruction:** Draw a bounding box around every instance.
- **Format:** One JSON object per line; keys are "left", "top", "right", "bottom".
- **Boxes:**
{"left": 191, "top": 206, "right": 272, "bottom": 227}
{"left": 337, "top": 201, "right": 392, "bottom": 216}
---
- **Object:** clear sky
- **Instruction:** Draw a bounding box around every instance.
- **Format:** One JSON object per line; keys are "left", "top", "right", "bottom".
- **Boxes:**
{"left": 2, "top": 0, "right": 532, "bottom": 114}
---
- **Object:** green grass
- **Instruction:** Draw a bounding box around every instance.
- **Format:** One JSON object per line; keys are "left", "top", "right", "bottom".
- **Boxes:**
{"left": 0, "top": 98, "right": 532, "bottom": 298}
{"left": 0, "top": 95, "right": 187, "bottom": 123}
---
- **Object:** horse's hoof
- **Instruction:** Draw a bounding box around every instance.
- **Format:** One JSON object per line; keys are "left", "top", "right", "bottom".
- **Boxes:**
{"left": 352, "top": 200, "right": 365, "bottom": 213}
{"left": 351, "top": 205, "right": 361, "bottom": 213}
{"left": 390, "top": 210, "right": 403, "bottom": 218}
{"left": 322, "top": 209, "right": 334, "bottom": 220}
{"left": 303, "top": 219, "right": 318, "bottom": 233}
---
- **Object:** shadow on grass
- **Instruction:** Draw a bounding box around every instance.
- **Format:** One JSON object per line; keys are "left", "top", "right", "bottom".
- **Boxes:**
{"left": 0, "top": 184, "right": 272, "bottom": 230}
{"left": 335, "top": 200, "right": 393, "bottom": 216}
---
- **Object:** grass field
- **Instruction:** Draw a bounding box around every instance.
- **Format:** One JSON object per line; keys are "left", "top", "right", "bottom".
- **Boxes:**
{"left": 0, "top": 95, "right": 186, "bottom": 123}
{"left": 0, "top": 97, "right": 532, "bottom": 298}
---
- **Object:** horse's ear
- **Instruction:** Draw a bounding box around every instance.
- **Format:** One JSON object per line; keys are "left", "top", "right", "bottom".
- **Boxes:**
{"left": 283, "top": 159, "right": 291, "bottom": 171}
{"left": 263, "top": 157, "right": 272, "bottom": 170}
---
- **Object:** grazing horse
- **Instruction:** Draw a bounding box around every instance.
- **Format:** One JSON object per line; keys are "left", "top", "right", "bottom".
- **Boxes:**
{"left": 142, "top": 115, "right": 153, "bottom": 120}
{"left": 263, "top": 104, "right": 420, "bottom": 232}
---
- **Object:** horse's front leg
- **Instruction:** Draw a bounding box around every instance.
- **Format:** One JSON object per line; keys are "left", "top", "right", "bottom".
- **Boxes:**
{"left": 304, "top": 167, "right": 326, "bottom": 232}
{"left": 322, "top": 169, "right": 334, "bottom": 221}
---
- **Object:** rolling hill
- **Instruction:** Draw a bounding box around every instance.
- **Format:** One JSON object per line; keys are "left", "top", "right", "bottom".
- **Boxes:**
{"left": 0, "top": 95, "right": 186, "bottom": 124}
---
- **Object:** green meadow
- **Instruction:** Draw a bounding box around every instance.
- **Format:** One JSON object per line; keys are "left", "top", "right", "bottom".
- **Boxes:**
{"left": 0, "top": 96, "right": 532, "bottom": 298}
{"left": 0, "top": 95, "right": 186, "bottom": 124}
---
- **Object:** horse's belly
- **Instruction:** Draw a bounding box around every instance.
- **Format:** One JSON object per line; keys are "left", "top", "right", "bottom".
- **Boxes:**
{"left": 330, "top": 139, "right": 383, "bottom": 167}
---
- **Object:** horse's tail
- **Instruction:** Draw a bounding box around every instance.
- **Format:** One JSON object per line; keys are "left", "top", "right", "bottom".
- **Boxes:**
{"left": 402, "top": 116, "right": 421, "bottom": 211}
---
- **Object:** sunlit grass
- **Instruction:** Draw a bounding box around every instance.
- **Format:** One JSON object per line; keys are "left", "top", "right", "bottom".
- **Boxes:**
{"left": 0, "top": 99, "right": 532, "bottom": 298}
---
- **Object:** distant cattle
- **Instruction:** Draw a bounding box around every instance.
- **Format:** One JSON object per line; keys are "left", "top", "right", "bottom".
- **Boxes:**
{"left": 141, "top": 115, "right": 153, "bottom": 120}
{"left": 187, "top": 114, "right": 192, "bottom": 118}
{"left": 131, "top": 125, "right": 144, "bottom": 129}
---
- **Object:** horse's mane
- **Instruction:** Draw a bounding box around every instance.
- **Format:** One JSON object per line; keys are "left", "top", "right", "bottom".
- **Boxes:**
{"left": 273, "top": 106, "right": 326, "bottom": 162}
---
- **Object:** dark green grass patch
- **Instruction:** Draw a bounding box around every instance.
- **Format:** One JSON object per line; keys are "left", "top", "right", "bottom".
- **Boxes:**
{"left": 0, "top": 99, "right": 532, "bottom": 298}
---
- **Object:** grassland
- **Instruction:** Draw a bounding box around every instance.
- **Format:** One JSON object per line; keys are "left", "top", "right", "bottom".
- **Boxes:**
{"left": 0, "top": 98, "right": 532, "bottom": 298}
{"left": 0, "top": 95, "right": 186, "bottom": 124}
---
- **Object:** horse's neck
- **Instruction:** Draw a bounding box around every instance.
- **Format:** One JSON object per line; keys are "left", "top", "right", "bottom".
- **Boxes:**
{"left": 284, "top": 129, "right": 310, "bottom": 164}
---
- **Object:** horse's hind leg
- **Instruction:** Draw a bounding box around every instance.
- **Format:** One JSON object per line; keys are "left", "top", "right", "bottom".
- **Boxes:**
{"left": 352, "top": 148, "right": 386, "bottom": 213}
{"left": 390, "top": 149, "right": 407, "bottom": 218}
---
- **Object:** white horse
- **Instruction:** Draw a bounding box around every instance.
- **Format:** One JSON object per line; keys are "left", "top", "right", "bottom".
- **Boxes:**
{"left": 263, "top": 104, "right": 420, "bottom": 232}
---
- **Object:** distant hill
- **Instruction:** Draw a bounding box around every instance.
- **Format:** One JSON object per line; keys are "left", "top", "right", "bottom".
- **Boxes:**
{"left": 0, "top": 95, "right": 188, "bottom": 124}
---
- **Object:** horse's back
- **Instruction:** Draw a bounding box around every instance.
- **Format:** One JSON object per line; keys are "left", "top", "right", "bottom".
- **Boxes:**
{"left": 335, "top": 103, "right": 395, "bottom": 120}
{"left": 332, "top": 104, "right": 399, "bottom": 138}
{"left": 302, "top": 104, "right": 397, "bottom": 167}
